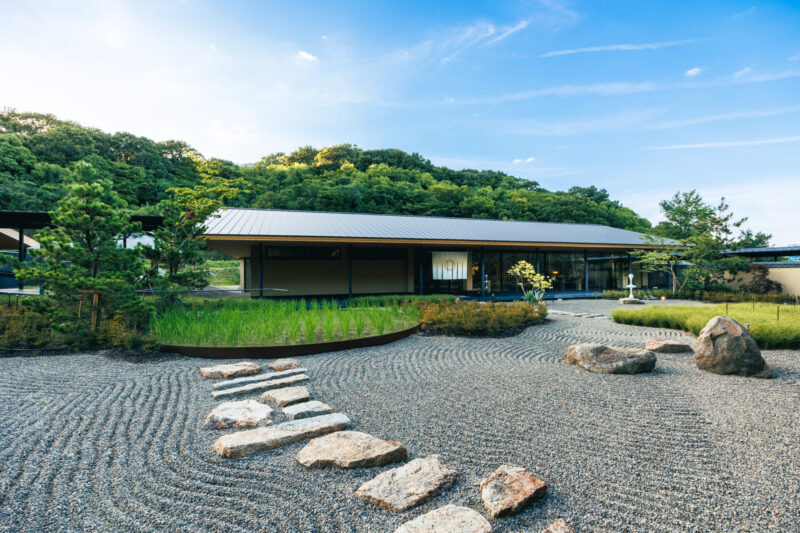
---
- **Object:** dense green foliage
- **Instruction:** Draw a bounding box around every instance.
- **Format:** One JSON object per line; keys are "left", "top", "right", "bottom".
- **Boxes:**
{"left": 151, "top": 298, "right": 419, "bottom": 347}
{"left": 601, "top": 289, "right": 797, "bottom": 304}
{"left": 612, "top": 303, "right": 800, "bottom": 349}
{"left": 1, "top": 110, "right": 651, "bottom": 231}
{"left": 418, "top": 300, "right": 547, "bottom": 336}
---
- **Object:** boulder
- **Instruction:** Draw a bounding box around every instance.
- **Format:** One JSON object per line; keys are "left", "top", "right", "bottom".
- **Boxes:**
{"left": 542, "top": 519, "right": 575, "bottom": 533}
{"left": 212, "top": 368, "right": 307, "bottom": 390}
{"left": 565, "top": 344, "right": 656, "bottom": 374}
{"left": 480, "top": 465, "right": 548, "bottom": 518}
{"left": 199, "top": 361, "right": 261, "bottom": 379}
{"left": 355, "top": 455, "right": 459, "bottom": 512}
{"left": 204, "top": 400, "right": 272, "bottom": 430}
{"left": 396, "top": 504, "right": 491, "bottom": 533}
{"left": 646, "top": 339, "right": 693, "bottom": 353}
{"left": 213, "top": 413, "right": 350, "bottom": 458}
{"left": 695, "top": 316, "right": 774, "bottom": 378}
{"left": 261, "top": 386, "right": 309, "bottom": 406}
{"left": 268, "top": 358, "right": 301, "bottom": 371}
{"left": 283, "top": 400, "right": 332, "bottom": 420}
{"left": 211, "top": 374, "right": 309, "bottom": 399}
{"left": 297, "top": 431, "right": 407, "bottom": 469}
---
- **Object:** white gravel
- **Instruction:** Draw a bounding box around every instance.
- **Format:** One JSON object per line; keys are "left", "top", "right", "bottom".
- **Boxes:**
{"left": 0, "top": 305, "right": 798, "bottom": 532}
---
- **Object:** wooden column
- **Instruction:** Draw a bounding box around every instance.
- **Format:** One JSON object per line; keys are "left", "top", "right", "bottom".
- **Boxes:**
{"left": 584, "top": 250, "right": 589, "bottom": 293}
{"left": 347, "top": 246, "right": 353, "bottom": 299}
{"left": 258, "top": 243, "right": 264, "bottom": 298}
{"left": 17, "top": 227, "right": 24, "bottom": 290}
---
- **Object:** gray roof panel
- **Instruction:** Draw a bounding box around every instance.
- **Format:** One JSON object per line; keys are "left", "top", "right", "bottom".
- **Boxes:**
{"left": 204, "top": 208, "right": 655, "bottom": 246}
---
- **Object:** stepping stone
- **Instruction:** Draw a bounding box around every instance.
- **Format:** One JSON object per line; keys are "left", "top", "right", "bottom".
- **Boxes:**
{"left": 269, "top": 358, "right": 301, "bottom": 371}
{"left": 211, "top": 374, "right": 309, "bottom": 399}
{"left": 199, "top": 361, "right": 261, "bottom": 379}
{"left": 283, "top": 400, "right": 332, "bottom": 420}
{"left": 204, "top": 400, "right": 272, "bottom": 430}
{"left": 355, "top": 454, "right": 459, "bottom": 512}
{"left": 296, "top": 431, "right": 407, "bottom": 469}
{"left": 565, "top": 344, "right": 656, "bottom": 374}
{"left": 646, "top": 339, "right": 693, "bottom": 353}
{"left": 480, "top": 465, "right": 548, "bottom": 518}
{"left": 214, "top": 413, "right": 351, "bottom": 458}
{"left": 212, "top": 368, "right": 308, "bottom": 390}
{"left": 261, "top": 386, "right": 309, "bottom": 406}
{"left": 542, "top": 519, "right": 575, "bottom": 533}
{"left": 396, "top": 504, "right": 491, "bottom": 533}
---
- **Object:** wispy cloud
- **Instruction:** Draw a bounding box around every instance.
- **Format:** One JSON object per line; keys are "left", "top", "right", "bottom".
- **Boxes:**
{"left": 684, "top": 67, "right": 702, "bottom": 77}
{"left": 789, "top": 51, "right": 800, "bottom": 62}
{"left": 295, "top": 50, "right": 318, "bottom": 64}
{"left": 486, "top": 20, "right": 530, "bottom": 45}
{"left": 649, "top": 105, "right": 800, "bottom": 130}
{"left": 513, "top": 156, "right": 536, "bottom": 163}
{"left": 650, "top": 135, "right": 800, "bottom": 150}
{"left": 541, "top": 38, "right": 698, "bottom": 58}
{"left": 733, "top": 67, "right": 752, "bottom": 77}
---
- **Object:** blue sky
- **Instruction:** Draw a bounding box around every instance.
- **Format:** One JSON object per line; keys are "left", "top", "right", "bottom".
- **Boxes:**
{"left": 2, "top": 0, "right": 799, "bottom": 244}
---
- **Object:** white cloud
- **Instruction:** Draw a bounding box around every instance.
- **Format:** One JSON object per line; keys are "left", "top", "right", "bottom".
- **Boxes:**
{"left": 650, "top": 135, "right": 800, "bottom": 150}
{"left": 486, "top": 20, "right": 530, "bottom": 45}
{"left": 320, "top": 35, "right": 329, "bottom": 40}
{"left": 295, "top": 50, "right": 319, "bottom": 64}
{"left": 513, "top": 158, "right": 523, "bottom": 163}
{"left": 684, "top": 67, "right": 702, "bottom": 77}
{"left": 789, "top": 51, "right": 800, "bottom": 62}
{"left": 541, "top": 39, "right": 698, "bottom": 58}
{"left": 649, "top": 105, "right": 800, "bottom": 130}
{"left": 513, "top": 156, "right": 536, "bottom": 163}
{"left": 733, "top": 67, "right": 752, "bottom": 77}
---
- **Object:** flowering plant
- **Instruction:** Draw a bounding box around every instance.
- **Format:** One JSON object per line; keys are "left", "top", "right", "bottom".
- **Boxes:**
{"left": 507, "top": 260, "right": 553, "bottom": 305}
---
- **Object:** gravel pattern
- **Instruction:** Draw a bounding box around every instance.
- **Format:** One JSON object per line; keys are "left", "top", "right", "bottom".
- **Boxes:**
{"left": 1, "top": 306, "right": 798, "bottom": 532}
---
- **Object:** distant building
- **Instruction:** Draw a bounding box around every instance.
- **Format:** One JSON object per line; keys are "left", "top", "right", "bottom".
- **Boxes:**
{"left": 203, "top": 208, "right": 673, "bottom": 298}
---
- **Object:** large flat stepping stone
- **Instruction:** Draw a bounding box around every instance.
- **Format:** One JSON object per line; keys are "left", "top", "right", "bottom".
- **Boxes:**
{"left": 565, "top": 343, "right": 656, "bottom": 374}
{"left": 212, "top": 368, "right": 308, "bottom": 390}
{"left": 211, "top": 374, "right": 309, "bottom": 399}
{"left": 355, "top": 454, "right": 459, "bottom": 512}
{"left": 213, "top": 413, "right": 350, "bottom": 458}
{"left": 269, "top": 358, "right": 301, "bottom": 371}
{"left": 396, "top": 504, "right": 491, "bottom": 533}
{"left": 542, "top": 519, "right": 575, "bottom": 533}
{"left": 296, "top": 431, "right": 407, "bottom": 469}
{"left": 262, "top": 386, "right": 309, "bottom": 406}
{"left": 646, "top": 339, "right": 693, "bottom": 353}
{"left": 204, "top": 400, "right": 272, "bottom": 430}
{"left": 283, "top": 400, "right": 332, "bottom": 420}
{"left": 199, "top": 361, "right": 261, "bottom": 379}
{"left": 480, "top": 464, "right": 547, "bottom": 518}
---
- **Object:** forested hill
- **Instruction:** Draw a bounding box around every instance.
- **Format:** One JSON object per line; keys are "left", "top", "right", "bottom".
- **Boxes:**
{"left": 0, "top": 110, "right": 651, "bottom": 232}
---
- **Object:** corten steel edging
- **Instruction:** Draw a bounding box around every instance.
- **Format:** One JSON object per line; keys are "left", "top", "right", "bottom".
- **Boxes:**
{"left": 159, "top": 324, "right": 420, "bottom": 359}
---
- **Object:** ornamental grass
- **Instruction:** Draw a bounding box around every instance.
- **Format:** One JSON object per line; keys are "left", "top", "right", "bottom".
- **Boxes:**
{"left": 418, "top": 300, "right": 547, "bottom": 337}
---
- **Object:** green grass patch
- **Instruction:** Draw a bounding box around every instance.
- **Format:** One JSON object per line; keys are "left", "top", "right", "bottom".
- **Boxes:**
{"left": 612, "top": 303, "right": 800, "bottom": 349}
{"left": 207, "top": 260, "right": 240, "bottom": 286}
{"left": 150, "top": 298, "right": 420, "bottom": 347}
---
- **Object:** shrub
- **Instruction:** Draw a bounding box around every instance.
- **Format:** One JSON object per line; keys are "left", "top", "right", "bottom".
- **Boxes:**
{"left": 600, "top": 289, "right": 797, "bottom": 304}
{"left": 418, "top": 300, "right": 547, "bottom": 337}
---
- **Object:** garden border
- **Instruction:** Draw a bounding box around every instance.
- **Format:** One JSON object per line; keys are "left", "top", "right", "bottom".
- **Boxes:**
{"left": 158, "top": 324, "right": 420, "bottom": 359}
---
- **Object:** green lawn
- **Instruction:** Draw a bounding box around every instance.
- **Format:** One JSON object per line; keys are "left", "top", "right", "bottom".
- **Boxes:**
{"left": 150, "top": 298, "right": 420, "bottom": 347}
{"left": 207, "top": 260, "right": 240, "bottom": 286}
{"left": 612, "top": 302, "right": 800, "bottom": 349}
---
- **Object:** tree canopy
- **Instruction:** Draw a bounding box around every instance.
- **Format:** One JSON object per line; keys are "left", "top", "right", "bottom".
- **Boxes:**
{"left": 1, "top": 110, "right": 652, "bottom": 232}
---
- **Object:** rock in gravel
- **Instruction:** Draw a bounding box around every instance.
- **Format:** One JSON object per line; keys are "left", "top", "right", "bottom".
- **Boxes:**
{"left": 211, "top": 374, "right": 309, "bottom": 399}
{"left": 479, "top": 465, "right": 548, "bottom": 518}
{"left": 283, "top": 400, "right": 332, "bottom": 420}
{"left": 646, "top": 339, "right": 693, "bottom": 353}
{"left": 695, "top": 316, "right": 774, "bottom": 378}
{"left": 268, "top": 358, "right": 301, "bottom": 371}
{"left": 395, "top": 504, "right": 491, "bottom": 533}
{"left": 212, "top": 368, "right": 308, "bottom": 390}
{"left": 565, "top": 343, "right": 656, "bottom": 374}
{"left": 297, "top": 431, "right": 408, "bottom": 469}
{"left": 204, "top": 400, "right": 272, "bottom": 430}
{"left": 355, "top": 454, "right": 459, "bottom": 512}
{"left": 214, "top": 413, "right": 350, "bottom": 458}
{"left": 199, "top": 361, "right": 261, "bottom": 379}
{"left": 261, "top": 386, "right": 310, "bottom": 406}
{"left": 542, "top": 519, "right": 574, "bottom": 533}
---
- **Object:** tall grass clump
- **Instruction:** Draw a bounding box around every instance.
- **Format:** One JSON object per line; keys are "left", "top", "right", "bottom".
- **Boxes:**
{"left": 418, "top": 300, "right": 547, "bottom": 337}
{"left": 612, "top": 302, "right": 800, "bottom": 349}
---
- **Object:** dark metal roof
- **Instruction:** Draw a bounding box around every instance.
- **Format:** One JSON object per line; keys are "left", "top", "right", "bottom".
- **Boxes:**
{"left": 0, "top": 210, "right": 164, "bottom": 231}
{"left": 204, "top": 208, "right": 659, "bottom": 246}
{"left": 725, "top": 246, "right": 800, "bottom": 258}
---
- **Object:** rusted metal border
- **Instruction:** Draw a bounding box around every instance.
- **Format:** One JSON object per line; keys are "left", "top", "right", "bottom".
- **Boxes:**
{"left": 159, "top": 324, "right": 420, "bottom": 359}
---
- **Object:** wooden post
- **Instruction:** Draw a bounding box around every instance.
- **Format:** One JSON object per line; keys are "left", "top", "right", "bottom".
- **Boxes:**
{"left": 347, "top": 246, "right": 353, "bottom": 299}
{"left": 418, "top": 249, "right": 424, "bottom": 296}
{"left": 17, "top": 227, "right": 24, "bottom": 291}
{"left": 584, "top": 250, "right": 589, "bottom": 293}
{"left": 258, "top": 243, "right": 264, "bottom": 298}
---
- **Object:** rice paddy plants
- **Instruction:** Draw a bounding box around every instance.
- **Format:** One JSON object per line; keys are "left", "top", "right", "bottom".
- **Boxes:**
{"left": 612, "top": 302, "right": 800, "bottom": 349}
{"left": 150, "top": 297, "right": 419, "bottom": 347}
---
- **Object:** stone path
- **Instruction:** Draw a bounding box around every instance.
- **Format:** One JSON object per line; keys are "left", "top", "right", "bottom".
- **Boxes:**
{"left": 211, "top": 373, "right": 309, "bottom": 399}
{"left": 211, "top": 367, "right": 308, "bottom": 390}
{"left": 283, "top": 400, "right": 332, "bottom": 420}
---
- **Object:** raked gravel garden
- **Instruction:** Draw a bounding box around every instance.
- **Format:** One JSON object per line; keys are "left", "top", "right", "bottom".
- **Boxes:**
{"left": 1, "top": 300, "right": 799, "bottom": 532}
